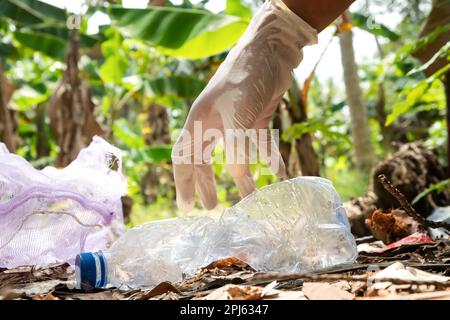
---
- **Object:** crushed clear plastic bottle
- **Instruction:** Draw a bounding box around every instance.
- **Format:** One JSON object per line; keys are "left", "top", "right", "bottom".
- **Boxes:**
{"left": 76, "top": 176, "right": 358, "bottom": 290}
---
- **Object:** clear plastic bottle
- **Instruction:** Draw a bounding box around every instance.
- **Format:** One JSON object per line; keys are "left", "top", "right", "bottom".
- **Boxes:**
{"left": 76, "top": 176, "right": 357, "bottom": 290}
{"left": 76, "top": 216, "right": 216, "bottom": 290}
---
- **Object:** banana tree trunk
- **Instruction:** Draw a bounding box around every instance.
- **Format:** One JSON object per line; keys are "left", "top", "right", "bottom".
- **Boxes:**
{"left": 445, "top": 72, "right": 450, "bottom": 177}
{"left": 140, "top": 0, "right": 174, "bottom": 204}
{"left": 141, "top": 103, "right": 173, "bottom": 203}
{"left": 285, "top": 84, "right": 320, "bottom": 177}
{"left": 49, "top": 30, "right": 103, "bottom": 167}
{"left": 273, "top": 103, "right": 296, "bottom": 177}
{"left": 0, "top": 61, "right": 18, "bottom": 151}
{"left": 338, "top": 11, "right": 374, "bottom": 170}
{"left": 35, "top": 103, "right": 51, "bottom": 158}
{"left": 295, "top": 133, "right": 320, "bottom": 176}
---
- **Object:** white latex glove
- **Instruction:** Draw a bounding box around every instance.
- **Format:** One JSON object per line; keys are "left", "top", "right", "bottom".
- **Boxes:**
{"left": 172, "top": 0, "right": 318, "bottom": 212}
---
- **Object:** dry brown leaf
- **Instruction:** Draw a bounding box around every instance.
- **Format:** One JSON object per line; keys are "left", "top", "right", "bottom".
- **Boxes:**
{"left": 204, "top": 257, "right": 252, "bottom": 270}
{"left": 350, "top": 281, "right": 367, "bottom": 294}
{"left": 0, "top": 288, "right": 24, "bottom": 300}
{"left": 228, "top": 286, "right": 262, "bottom": 300}
{"left": 364, "top": 289, "right": 450, "bottom": 300}
{"left": 303, "top": 282, "right": 355, "bottom": 300}
{"left": 32, "top": 292, "right": 58, "bottom": 300}
{"left": 373, "top": 262, "right": 449, "bottom": 284}
{"left": 366, "top": 209, "right": 423, "bottom": 244}
{"left": 9, "top": 279, "right": 63, "bottom": 298}
{"left": 202, "top": 283, "right": 308, "bottom": 301}
{"left": 365, "top": 288, "right": 391, "bottom": 298}
{"left": 331, "top": 280, "right": 352, "bottom": 291}
{"left": 203, "top": 284, "right": 262, "bottom": 300}
{"left": 71, "top": 291, "right": 118, "bottom": 300}
{"left": 140, "top": 282, "right": 181, "bottom": 300}
{"left": 161, "top": 291, "right": 180, "bottom": 300}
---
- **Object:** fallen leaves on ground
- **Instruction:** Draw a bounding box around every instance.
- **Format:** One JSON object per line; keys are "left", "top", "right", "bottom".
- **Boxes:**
{"left": 366, "top": 209, "right": 424, "bottom": 244}
{"left": 204, "top": 257, "right": 254, "bottom": 271}
{"left": 1, "top": 240, "right": 449, "bottom": 300}
{"left": 302, "top": 282, "right": 355, "bottom": 300}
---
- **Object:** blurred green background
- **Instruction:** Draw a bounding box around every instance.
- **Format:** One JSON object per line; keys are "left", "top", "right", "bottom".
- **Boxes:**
{"left": 0, "top": 0, "right": 448, "bottom": 227}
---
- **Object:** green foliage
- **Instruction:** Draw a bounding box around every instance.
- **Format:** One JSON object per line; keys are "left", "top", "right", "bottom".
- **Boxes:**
{"left": 145, "top": 146, "right": 173, "bottom": 164}
{"left": 326, "top": 166, "right": 370, "bottom": 202}
{"left": 0, "top": 0, "right": 67, "bottom": 26}
{"left": 394, "top": 24, "right": 450, "bottom": 65}
{"left": 386, "top": 70, "right": 446, "bottom": 126}
{"left": 108, "top": 6, "right": 248, "bottom": 59}
{"left": 407, "top": 42, "right": 450, "bottom": 77}
{"left": 282, "top": 118, "right": 351, "bottom": 145}
{"left": 14, "top": 30, "right": 67, "bottom": 60}
{"left": 113, "top": 118, "right": 172, "bottom": 163}
{"left": 412, "top": 179, "right": 450, "bottom": 205}
{"left": 225, "top": 0, "right": 252, "bottom": 19}
{"left": 0, "top": 42, "right": 18, "bottom": 61}
{"left": 144, "top": 75, "right": 206, "bottom": 100}
{"left": 424, "top": 119, "right": 447, "bottom": 163}
{"left": 352, "top": 13, "right": 400, "bottom": 41}
{"left": 28, "top": 25, "right": 100, "bottom": 49}
{"left": 386, "top": 80, "right": 430, "bottom": 126}
{"left": 382, "top": 23, "right": 449, "bottom": 127}
{"left": 1, "top": 0, "right": 448, "bottom": 225}
{"left": 12, "top": 83, "right": 50, "bottom": 111}
{"left": 113, "top": 118, "right": 145, "bottom": 148}
{"left": 0, "top": 0, "right": 101, "bottom": 60}
{"left": 99, "top": 30, "right": 128, "bottom": 84}
{"left": 9, "top": 53, "right": 61, "bottom": 111}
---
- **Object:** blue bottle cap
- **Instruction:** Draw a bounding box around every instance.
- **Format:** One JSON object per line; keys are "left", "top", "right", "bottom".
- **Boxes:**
{"left": 75, "top": 251, "right": 107, "bottom": 290}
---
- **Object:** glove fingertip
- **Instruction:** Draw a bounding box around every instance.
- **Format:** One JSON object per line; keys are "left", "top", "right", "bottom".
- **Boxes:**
{"left": 201, "top": 196, "right": 218, "bottom": 211}
{"left": 275, "top": 159, "right": 288, "bottom": 180}
{"left": 177, "top": 197, "right": 195, "bottom": 213}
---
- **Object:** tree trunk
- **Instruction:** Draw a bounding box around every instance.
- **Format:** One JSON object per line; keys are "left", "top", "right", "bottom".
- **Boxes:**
{"left": 286, "top": 85, "right": 320, "bottom": 177}
{"left": 374, "top": 83, "right": 394, "bottom": 152}
{"left": 338, "top": 11, "right": 374, "bottom": 170}
{"left": 148, "top": 0, "right": 165, "bottom": 5}
{"left": 140, "top": 0, "right": 174, "bottom": 204}
{"left": 141, "top": 103, "right": 173, "bottom": 204}
{"left": 49, "top": 30, "right": 103, "bottom": 167}
{"left": 412, "top": 0, "right": 450, "bottom": 77}
{"left": 409, "top": 0, "right": 450, "bottom": 177}
{"left": 273, "top": 103, "right": 295, "bottom": 177}
{"left": 445, "top": 72, "right": 450, "bottom": 178}
{"left": 0, "top": 62, "right": 18, "bottom": 152}
{"left": 373, "top": 36, "right": 393, "bottom": 153}
{"left": 35, "top": 103, "right": 51, "bottom": 158}
{"left": 295, "top": 133, "right": 320, "bottom": 176}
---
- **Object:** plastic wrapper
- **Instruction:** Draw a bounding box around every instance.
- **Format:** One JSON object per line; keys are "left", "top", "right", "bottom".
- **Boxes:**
{"left": 427, "top": 206, "right": 450, "bottom": 240}
{"left": 0, "top": 136, "right": 126, "bottom": 268}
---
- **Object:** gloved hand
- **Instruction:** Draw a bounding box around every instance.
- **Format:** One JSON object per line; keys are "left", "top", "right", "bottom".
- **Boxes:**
{"left": 172, "top": 0, "right": 318, "bottom": 212}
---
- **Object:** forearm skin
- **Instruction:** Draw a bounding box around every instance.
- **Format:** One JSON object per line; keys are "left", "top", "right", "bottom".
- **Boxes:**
{"left": 282, "top": 0, "right": 356, "bottom": 32}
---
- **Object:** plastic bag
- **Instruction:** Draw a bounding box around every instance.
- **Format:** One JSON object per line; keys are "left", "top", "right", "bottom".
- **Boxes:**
{"left": 0, "top": 136, "right": 127, "bottom": 268}
{"left": 427, "top": 206, "right": 450, "bottom": 240}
